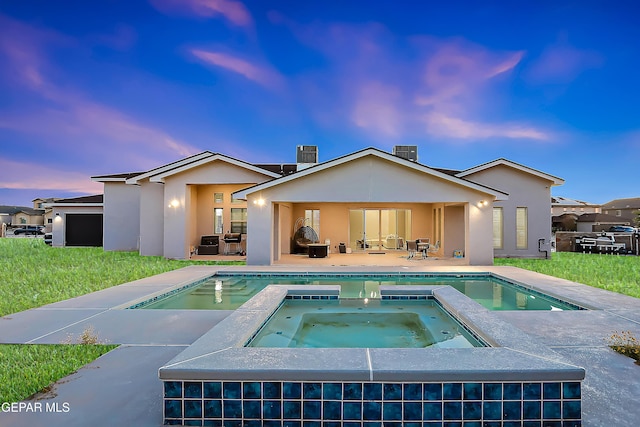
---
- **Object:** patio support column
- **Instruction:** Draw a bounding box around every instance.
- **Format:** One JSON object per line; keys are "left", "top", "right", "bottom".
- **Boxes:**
{"left": 246, "top": 195, "right": 273, "bottom": 265}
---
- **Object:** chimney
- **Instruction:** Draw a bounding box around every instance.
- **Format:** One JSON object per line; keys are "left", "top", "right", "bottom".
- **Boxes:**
{"left": 393, "top": 145, "right": 418, "bottom": 162}
{"left": 296, "top": 145, "right": 318, "bottom": 171}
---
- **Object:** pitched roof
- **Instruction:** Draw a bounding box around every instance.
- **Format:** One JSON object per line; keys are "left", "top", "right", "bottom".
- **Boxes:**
{"left": 576, "top": 213, "right": 629, "bottom": 223}
{"left": 601, "top": 197, "right": 640, "bottom": 210}
{"left": 91, "top": 172, "right": 145, "bottom": 182}
{"left": 456, "top": 158, "right": 564, "bottom": 186}
{"left": 234, "top": 147, "right": 509, "bottom": 200}
{"left": 551, "top": 196, "right": 599, "bottom": 206}
{"left": 47, "top": 194, "right": 104, "bottom": 205}
{"left": 0, "top": 206, "right": 43, "bottom": 215}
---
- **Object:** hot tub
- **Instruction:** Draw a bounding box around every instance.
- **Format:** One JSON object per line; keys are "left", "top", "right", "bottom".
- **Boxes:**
{"left": 159, "top": 285, "right": 584, "bottom": 425}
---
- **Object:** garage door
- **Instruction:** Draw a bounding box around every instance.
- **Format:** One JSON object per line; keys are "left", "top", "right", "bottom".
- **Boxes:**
{"left": 65, "top": 214, "right": 103, "bottom": 246}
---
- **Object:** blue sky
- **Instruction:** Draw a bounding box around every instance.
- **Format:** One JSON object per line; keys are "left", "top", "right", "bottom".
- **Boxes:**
{"left": 1, "top": 0, "right": 639, "bottom": 207}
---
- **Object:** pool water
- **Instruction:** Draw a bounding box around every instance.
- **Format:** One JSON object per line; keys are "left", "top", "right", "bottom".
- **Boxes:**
{"left": 246, "top": 299, "right": 483, "bottom": 348}
{"left": 136, "top": 275, "right": 579, "bottom": 311}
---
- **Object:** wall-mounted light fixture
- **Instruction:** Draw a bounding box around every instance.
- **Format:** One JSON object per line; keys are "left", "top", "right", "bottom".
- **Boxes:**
{"left": 253, "top": 198, "right": 265, "bottom": 206}
{"left": 169, "top": 199, "right": 180, "bottom": 208}
{"left": 477, "top": 200, "right": 489, "bottom": 208}
{"left": 54, "top": 212, "right": 62, "bottom": 222}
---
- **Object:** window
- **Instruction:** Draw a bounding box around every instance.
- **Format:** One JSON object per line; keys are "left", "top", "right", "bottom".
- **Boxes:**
{"left": 516, "top": 207, "right": 528, "bottom": 249}
{"left": 214, "top": 208, "right": 223, "bottom": 234}
{"left": 47, "top": 218, "right": 52, "bottom": 224}
{"left": 230, "top": 208, "right": 247, "bottom": 234}
{"left": 214, "top": 193, "right": 223, "bottom": 204}
{"left": 616, "top": 210, "right": 622, "bottom": 217}
{"left": 305, "top": 209, "right": 320, "bottom": 237}
{"left": 493, "top": 207, "right": 503, "bottom": 249}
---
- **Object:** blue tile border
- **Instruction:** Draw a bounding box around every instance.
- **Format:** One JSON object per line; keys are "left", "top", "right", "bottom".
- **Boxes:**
{"left": 163, "top": 380, "right": 582, "bottom": 424}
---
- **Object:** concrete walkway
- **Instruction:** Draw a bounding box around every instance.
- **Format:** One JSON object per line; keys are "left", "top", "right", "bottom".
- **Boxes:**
{"left": 0, "top": 265, "right": 639, "bottom": 426}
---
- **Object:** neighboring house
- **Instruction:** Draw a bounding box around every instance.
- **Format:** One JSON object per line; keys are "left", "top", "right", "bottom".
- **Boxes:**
{"left": 576, "top": 213, "right": 631, "bottom": 233}
{"left": 92, "top": 146, "right": 563, "bottom": 265}
{"left": 602, "top": 197, "right": 640, "bottom": 225}
{"left": 551, "top": 196, "right": 600, "bottom": 216}
{"left": 0, "top": 205, "right": 44, "bottom": 227}
{"left": 552, "top": 213, "right": 579, "bottom": 232}
{"left": 33, "top": 197, "right": 61, "bottom": 231}
{"left": 46, "top": 195, "right": 104, "bottom": 247}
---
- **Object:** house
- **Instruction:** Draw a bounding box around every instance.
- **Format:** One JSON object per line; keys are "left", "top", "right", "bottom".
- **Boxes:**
{"left": 46, "top": 195, "right": 104, "bottom": 247}
{"left": 0, "top": 205, "right": 44, "bottom": 227}
{"left": 551, "top": 196, "right": 600, "bottom": 216}
{"left": 602, "top": 197, "right": 640, "bottom": 225}
{"left": 576, "top": 213, "right": 631, "bottom": 233}
{"left": 91, "top": 146, "right": 563, "bottom": 265}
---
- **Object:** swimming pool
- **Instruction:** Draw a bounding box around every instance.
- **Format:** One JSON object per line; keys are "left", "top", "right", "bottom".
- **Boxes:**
{"left": 246, "top": 298, "right": 484, "bottom": 348}
{"left": 132, "top": 273, "right": 582, "bottom": 311}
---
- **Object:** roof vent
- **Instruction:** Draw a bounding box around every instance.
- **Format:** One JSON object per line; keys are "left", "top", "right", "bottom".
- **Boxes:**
{"left": 296, "top": 145, "right": 318, "bottom": 170}
{"left": 393, "top": 145, "right": 418, "bottom": 162}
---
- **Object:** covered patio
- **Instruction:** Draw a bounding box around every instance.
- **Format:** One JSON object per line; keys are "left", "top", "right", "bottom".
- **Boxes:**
{"left": 234, "top": 149, "right": 506, "bottom": 266}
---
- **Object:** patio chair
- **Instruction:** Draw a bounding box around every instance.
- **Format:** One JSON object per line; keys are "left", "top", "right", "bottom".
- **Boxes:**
{"left": 427, "top": 240, "right": 441, "bottom": 256}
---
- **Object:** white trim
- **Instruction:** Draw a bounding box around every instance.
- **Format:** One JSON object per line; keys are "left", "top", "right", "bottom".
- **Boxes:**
{"left": 149, "top": 154, "right": 281, "bottom": 183}
{"left": 91, "top": 177, "right": 130, "bottom": 183}
{"left": 125, "top": 151, "right": 215, "bottom": 184}
{"left": 456, "top": 158, "right": 564, "bottom": 186}
{"left": 45, "top": 203, "right": 104, "bottom": 208}
{"left": 233, "top": 148, "right": 509, "bottom": 199}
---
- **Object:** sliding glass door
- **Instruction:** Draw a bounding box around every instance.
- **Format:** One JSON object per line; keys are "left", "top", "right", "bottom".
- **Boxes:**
{"left": 349, "top": 209, "right": 411, "bottom": 251}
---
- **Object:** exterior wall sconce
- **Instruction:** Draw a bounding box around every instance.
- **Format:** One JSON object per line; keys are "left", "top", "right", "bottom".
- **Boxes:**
{"left": 169, "top": 199, "right": 180, "bottom": 208}
{"left": 477, "top": 200, "right": 489, "bottom": 208}
{"left": 253, "top": 198, "right": 265, "bottom": 206}
{"left": 54, "top": 213, "right": 62, "bottom": 222}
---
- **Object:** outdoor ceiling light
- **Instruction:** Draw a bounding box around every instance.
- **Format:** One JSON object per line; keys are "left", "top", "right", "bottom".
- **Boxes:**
{"left": 169, "top": 199, "right": 180, "bottom": 208}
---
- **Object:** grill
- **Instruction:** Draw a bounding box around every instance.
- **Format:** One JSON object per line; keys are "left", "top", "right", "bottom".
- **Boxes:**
{"left": 223, "top": 233, "right": 242, "bottom": 255}
{"left": 223, "top": 233, "right": 242, "bottom": 243}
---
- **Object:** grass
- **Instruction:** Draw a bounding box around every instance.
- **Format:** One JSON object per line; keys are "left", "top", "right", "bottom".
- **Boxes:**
{"left": 0, "top": 238, "right": 243, "bottom": 317}
{"left": 0, "top": 343, "right": 117, "bottom": 403}
{"left": 495, "top": 251, "right": 640, "bottom": 299}
{"left": 0, "top": 238, "right": 243, "bottom": 402}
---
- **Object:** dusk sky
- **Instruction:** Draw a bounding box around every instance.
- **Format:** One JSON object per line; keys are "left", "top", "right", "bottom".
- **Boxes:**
{"left": 1, "top": 1, "right": 639, "bottom": 207}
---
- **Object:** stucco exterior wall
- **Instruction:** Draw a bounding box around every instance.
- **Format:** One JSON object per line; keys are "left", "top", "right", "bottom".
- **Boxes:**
{"left": 444, "top": 205, "right": 466, "bottom": 257}
{"left": 465, "top": 165, "right": 554, "bottom": 258}
{"left": 161, "top": 160, "right": 275, "bottom": 259}
{"left": 245, "top": 155, "right": 495, "bottom": 265}
{"left": 103, "top": 182, "right": 140, "bottom": 251}
{"left": 51, "top": 205, "right": 103, "bottom": 247}
{"left": 139, "top": 181, "right": 165, "bottom": 256}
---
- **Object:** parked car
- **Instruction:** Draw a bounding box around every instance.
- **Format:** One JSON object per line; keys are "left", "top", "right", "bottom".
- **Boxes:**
{"left": 44, "top": 232, "right": 52, "bottom": 245}
{"left": 608, "top": 225, "right": 636, "bottom": 233}
{"left": 13, "top": 226, "right": 45, "bottom": 235}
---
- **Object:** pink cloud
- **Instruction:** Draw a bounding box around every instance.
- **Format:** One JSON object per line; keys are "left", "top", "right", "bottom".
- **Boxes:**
{"left": 351, "top": 81, "right": 403, "bottom": 137}
{"left": 271, "top": 15, "right": 545, "bottom": 142}
{"left": 191, "top": 48, "right": 283, "bottom": 90}
{"left": 149, "top": 0, "right": 253, "bottom": 28}
{"left": 424, "top": 112, "right": 549, "bottom": 141}
{"left": 526, "top": 39, "right": 603, "bottom": 84}
{"left": 0, "top": 157, "right": 103, "bottom": 193}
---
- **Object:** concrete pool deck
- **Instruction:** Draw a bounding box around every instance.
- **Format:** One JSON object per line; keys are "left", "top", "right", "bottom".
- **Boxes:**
{"left": 0, "top": 264, "right": 639, "bottom": 426}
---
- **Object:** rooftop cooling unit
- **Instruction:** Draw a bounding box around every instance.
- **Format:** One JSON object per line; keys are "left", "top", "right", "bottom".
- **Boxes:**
{"left": 296, "top": 145, "right": 318, "bottom": 164}
{"left": 296, "top": 145, "right": 318, "bottom": 170}
{"left": 393, "top": 145, "right": 418, "bottom": 162}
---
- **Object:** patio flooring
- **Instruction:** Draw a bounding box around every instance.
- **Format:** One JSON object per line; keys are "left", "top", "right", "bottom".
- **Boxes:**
{"left": 0, "top": 264, "right": 639, "bottom": 426}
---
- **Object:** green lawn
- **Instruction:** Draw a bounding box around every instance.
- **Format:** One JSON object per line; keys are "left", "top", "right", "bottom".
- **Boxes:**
{"left": 0, "top": 238, "right": 242, "bottom": 402}
{"left": 0, "top": 238, "right": 243, "bottom": 317}
{"left": 495, "top": 251, "right": 640, "bottom": 299}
